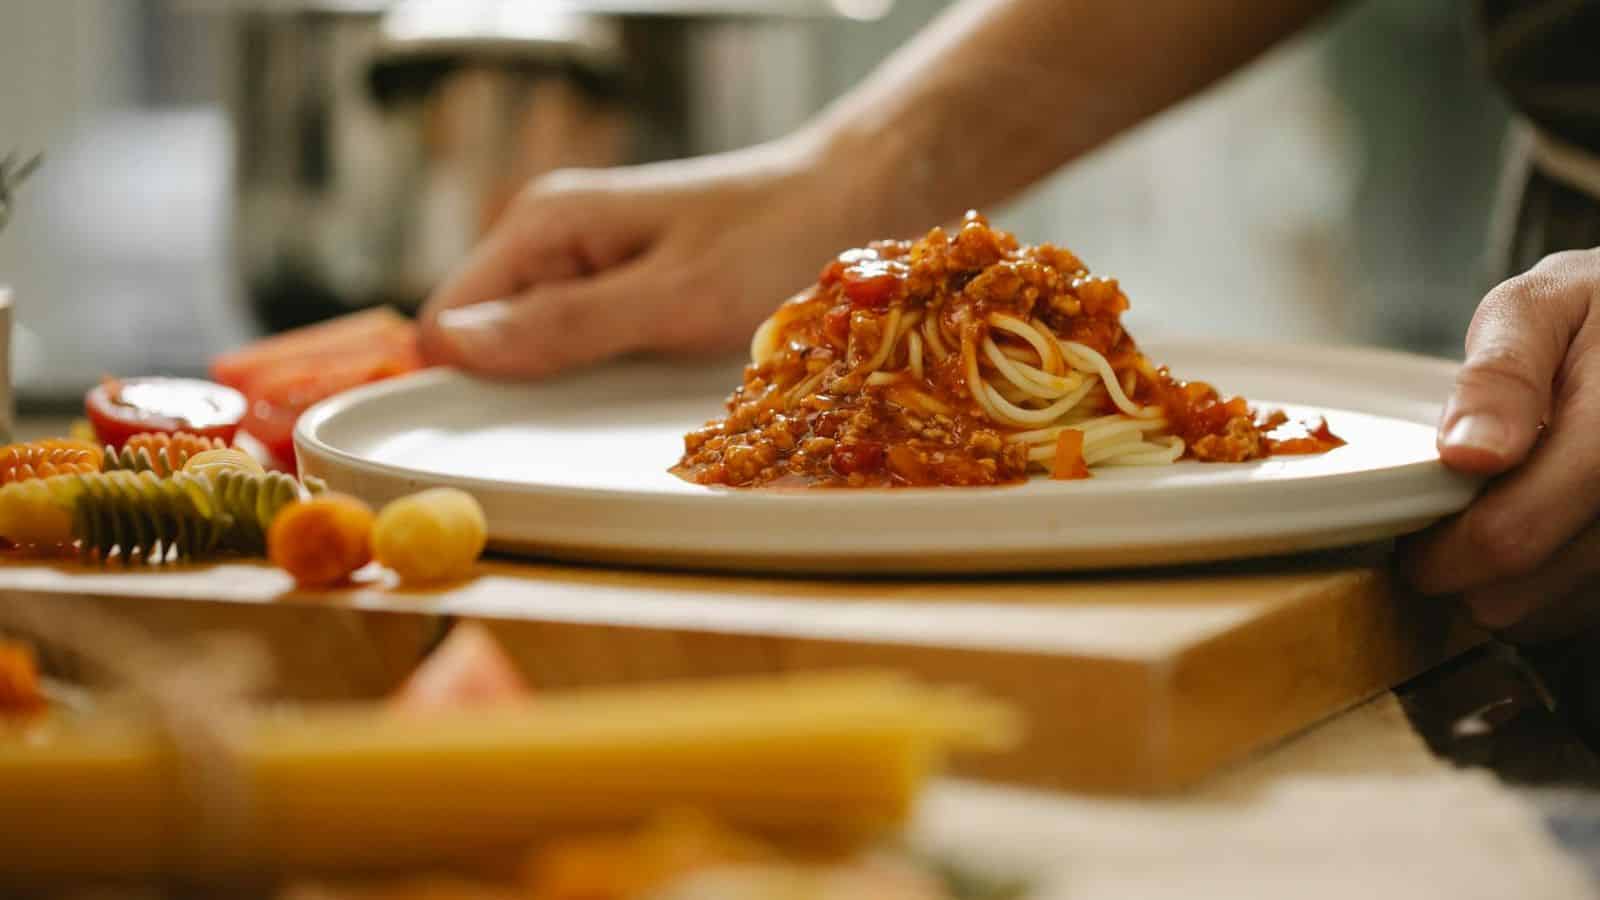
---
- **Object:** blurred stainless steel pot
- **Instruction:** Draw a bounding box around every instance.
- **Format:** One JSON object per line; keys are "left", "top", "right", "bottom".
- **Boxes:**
{"left": 213, "top": 0, "right": 880, "bottom": 331}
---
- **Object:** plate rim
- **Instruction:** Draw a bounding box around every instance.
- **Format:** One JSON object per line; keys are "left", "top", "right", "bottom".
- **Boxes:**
{"left": 294, "top": 337, "right": 1471, "bottom": 508}
{"left": 293, "top": 337, "right": 1480, "bottom": 571}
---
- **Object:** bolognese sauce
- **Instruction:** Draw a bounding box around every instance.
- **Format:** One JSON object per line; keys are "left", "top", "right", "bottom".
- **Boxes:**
{"left": 674, "top": 212, "right": 1342, "bottom": 488}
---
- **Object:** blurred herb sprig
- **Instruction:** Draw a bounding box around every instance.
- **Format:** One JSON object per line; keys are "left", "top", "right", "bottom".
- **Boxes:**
{"left": 0, "top": 152, "right": 42, "bottom": 236}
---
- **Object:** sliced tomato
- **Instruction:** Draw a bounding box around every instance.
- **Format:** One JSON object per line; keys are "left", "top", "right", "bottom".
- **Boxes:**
{"left": 390, "top": 624, "right": 530, "bottom": 714}
{"left": 211, "top": 308, "right": 426, "bottom": 469}
{"left": 85, "top": 376, "right": 246, "bottom": 449}
{"left": 210, "top": 307, "right": 417, "bottom": 395}
{"left": 242, "top": 346, "right": 425, "bottom": 467}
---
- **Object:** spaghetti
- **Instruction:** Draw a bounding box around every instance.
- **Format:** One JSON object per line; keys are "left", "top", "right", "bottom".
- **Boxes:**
{"left": 675, "top": 212, "right": 1342, "bottom": 488}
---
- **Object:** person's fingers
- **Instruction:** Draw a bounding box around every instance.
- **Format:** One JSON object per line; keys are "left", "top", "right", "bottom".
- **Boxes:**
{"left": 1462, "top": 519, "right": 1600, "bottom": 643}
{"left": 423, "top": 230, "right": 582, "bottom": 326}
{"left": 1407, "top": 308, "right": 1600, "bottom": 596}
{"left": 417, "top": 181, "right": 664, "bottom": 362}
{"left": 429, "top": 259, "right": 662, "bottom": 379}
{"left": 1435, "top": 253, "right": 1590, "bottom": 475}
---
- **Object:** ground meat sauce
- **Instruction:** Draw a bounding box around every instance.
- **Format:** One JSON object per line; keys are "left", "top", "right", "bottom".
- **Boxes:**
{"left": 673, "top": 212, "right": 1343, "bottom": 488}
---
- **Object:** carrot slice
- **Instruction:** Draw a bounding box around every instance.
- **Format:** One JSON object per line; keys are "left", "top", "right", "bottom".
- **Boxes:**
{"left": 0, "top": 641, "right": 46, "bottom": 717}
{"left": 1051, "top": 429, "right": 1089, "bottom": 480}
{"left": 209, "top": 307, "right": 416, "bottom": 394}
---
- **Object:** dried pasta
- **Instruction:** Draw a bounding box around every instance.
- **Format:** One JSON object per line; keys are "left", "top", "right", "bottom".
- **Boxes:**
{"left": 0, "top": 469, "right": 316, "bottom": 561}
{"left": 211, "top": 468, "right": 319, "bottom": 553}
{"left": 372, "top": 488, "right": 487, "bottom": 585}
{"left": 103, "top": 431, "right": 227, "bottom": 478}
{"left": 74, "top": 471, "right": 233, "bottom": 560}
{"left": 268, "top": 493, "right": 375, "bottom": 587}
{"left": 526, "top": 811, "right": 778, "bottom": 900}
{"left": 182, "top": 448, "right": 266, "bottom": 481}
{"left": 0, "top": 439, "right": 101, "bottom": 484}
{"left": 0, "top": 477, "right": 77, "bottom": 546}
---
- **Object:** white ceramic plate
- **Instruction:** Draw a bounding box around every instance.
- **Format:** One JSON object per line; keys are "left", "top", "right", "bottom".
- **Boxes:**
{"left": 295, "top": 339, "right": 1479, "bottom": 573}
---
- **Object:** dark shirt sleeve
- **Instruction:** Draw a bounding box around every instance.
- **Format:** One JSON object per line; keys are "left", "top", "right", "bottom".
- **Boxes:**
{"left": 1474, "top": 0, "right": 1600, "bottom": 151}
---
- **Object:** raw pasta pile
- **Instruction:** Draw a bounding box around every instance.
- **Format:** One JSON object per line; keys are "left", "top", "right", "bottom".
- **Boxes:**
{"left": 0, "top": 433, "right": 487, "bottom": 588}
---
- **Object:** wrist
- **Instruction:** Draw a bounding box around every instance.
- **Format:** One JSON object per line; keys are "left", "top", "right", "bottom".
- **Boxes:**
{"left": 786, "top": 108, "right": 950, "bottom": 243}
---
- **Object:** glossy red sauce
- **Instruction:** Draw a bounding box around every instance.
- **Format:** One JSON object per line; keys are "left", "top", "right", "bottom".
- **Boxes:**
{"left": 675, "top": 212, "right": 1343, "bottom": 487}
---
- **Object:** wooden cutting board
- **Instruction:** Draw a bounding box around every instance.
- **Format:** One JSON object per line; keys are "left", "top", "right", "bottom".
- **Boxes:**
{"left": 0, "top": 546, "right": 1479, "bottom": 793}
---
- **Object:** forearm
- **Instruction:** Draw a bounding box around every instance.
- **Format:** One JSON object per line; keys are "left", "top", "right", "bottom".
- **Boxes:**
{"left": 803, "top": 0, "right": 1341, "bottom": 238}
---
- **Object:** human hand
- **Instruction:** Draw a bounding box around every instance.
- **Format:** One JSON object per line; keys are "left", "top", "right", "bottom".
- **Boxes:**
{"left": 418, "top": 138, "right": 886, "bottom": 379}
{"left": 1403, "top": 248, "right": 1600, "bottom": 642}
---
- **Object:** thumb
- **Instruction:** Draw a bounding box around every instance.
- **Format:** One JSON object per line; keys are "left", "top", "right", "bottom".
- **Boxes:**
{"left": 1439, "top": 264, "right": 1586, "bottom": 474}
{"left": 431, "top": 262, "right": 658, "bottom": 379}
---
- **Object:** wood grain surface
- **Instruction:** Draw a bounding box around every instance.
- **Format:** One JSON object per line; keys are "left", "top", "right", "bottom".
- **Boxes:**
{"left": 0, "top": 546, "right": 1482, "bottom": 792}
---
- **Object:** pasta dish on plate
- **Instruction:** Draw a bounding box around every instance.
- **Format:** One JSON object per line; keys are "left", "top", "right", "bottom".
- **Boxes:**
{"left": 675, "top": 212, "right": 1342, "bottom": 488}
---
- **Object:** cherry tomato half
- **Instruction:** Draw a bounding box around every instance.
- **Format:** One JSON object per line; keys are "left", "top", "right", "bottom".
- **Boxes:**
{"left": 85, "top": 376, "right": 247, "bottom": 449}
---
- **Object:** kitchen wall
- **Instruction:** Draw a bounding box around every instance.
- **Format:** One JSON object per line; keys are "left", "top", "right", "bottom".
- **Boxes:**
{"left": 0, "top": 1, "right": 245, "bottom": 405}
{"left": 0, "top": 0, "right": 1510, "bottom": 407}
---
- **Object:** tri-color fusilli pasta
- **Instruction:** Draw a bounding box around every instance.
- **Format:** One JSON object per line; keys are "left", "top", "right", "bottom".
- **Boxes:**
{"left": 103, "top": 432, "right": 228, "bottom": 478}
{"left": 0, "top": 440, "right": 102, "bottom": 484}
{"left": 0, "top": 468, "right": 321, "bottom": 561}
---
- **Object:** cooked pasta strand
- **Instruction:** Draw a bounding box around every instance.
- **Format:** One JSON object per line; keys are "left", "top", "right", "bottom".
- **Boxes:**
{"left": 989, "top": 313, "right": 1065, "bottom": 375}
{"left": 1056, "top": 339, "right": 1160, "bottom": 419}
{"left": 855, "top": 307, "right": 902, "bottom": 376}
{"left": 921, "top": 310, "right": 949, "bottom": 359}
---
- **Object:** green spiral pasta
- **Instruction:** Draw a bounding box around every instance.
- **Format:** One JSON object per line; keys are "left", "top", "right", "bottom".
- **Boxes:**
{"left": 102, "top": 432, "right": 227, "bottom": 478}
{"left": 209, "top": 468, "right": 312, "bottom": 553}
{"left": 74, "top": 470, "right": 227, "bottom": 560}
{"left": 103, "top": 445, "right": 162, "bottom": 476}
{"left": 0, "top": 468, "right": 321, "bottom": 561}
{"left": 101, "top": 444, "right": 195, "bottom": 478}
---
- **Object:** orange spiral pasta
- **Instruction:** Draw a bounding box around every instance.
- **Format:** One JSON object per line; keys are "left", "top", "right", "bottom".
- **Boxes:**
{"left": 0, "top": 439, "right": 102, "bottom": 485}
{"left": 108, "top": 431, "right": 228, "bottom": 477}
{"left": 126, "top": 431, "right": 226, "bottom": 461}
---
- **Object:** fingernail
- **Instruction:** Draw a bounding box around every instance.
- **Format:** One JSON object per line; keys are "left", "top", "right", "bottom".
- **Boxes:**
{"left": 437, "top": 301, "right": 512, "bottom": 360}
{"left": 1442, "top": 414, "right": 1506, "bottom": 454}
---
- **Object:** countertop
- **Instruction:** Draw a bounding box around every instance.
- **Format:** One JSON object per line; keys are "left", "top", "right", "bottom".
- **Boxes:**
{"left": 9, "top": 416, "right": 1600, "bottom": 891}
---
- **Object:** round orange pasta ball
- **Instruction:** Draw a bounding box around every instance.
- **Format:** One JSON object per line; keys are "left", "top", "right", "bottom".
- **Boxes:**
{"left": 268, "top": 494, "right": 374, "bottom": 587}
{"left": 372, "top": 488, "right": 487, "bottom": 585}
